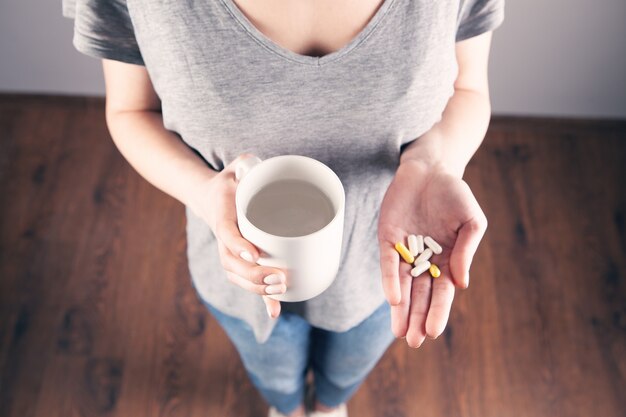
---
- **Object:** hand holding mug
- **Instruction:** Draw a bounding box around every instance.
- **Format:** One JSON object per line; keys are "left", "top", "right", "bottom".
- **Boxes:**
{"left": 188, "top": 153, "right": 286, "bottom": 318}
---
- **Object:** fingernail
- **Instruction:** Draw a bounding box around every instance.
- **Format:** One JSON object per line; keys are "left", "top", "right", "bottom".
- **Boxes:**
{"left": 465, "top": 271, "right": 470, "bottom": 287}
{"left": 266, "top": 304, "right": 273, "bottom": 318}
{"left": 240, "top": 250, "right": 253, "bottom": 262}
{"left": 263, "top": 273, "right": 284, "bottom": 285}
{"left": 265, "top": 284, "right": 285, "bottom": 295}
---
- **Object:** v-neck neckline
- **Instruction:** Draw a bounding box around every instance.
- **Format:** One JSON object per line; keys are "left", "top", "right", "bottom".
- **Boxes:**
{"left": 218, "top": 0, "right": 397, "bottom": 67}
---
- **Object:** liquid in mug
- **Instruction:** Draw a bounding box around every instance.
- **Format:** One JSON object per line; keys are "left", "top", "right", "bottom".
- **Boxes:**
{"left": 245, "top": 179, "right": 335, "bottom": 237}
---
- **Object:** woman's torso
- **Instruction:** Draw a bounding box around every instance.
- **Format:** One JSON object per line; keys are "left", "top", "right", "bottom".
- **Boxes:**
{"left": 125, "top": 0, "right": 460, "bottom": 342}
{"left": 127, "top": 0, "right": 459, "bottom": 172}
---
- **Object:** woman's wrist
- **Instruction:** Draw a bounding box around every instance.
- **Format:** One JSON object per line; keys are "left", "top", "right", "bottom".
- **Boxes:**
{"left": 182, "top": 162, "right": 218, "bottom": 217}
{"left": 399, "top": 133, "right": 468, "bottom": 179}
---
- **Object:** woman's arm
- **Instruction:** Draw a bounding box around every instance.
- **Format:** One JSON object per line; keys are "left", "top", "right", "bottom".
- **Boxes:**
{"left": 102, "top": 59, "right": 217, "bottom": 213}
{"left": 378, "top": 31, "right": 492, "bottom": 347}
{"left": 399, "top": 31, "right": 493, "bottom": 178}
{"left": 102, "top": 59, "right": 287, "bottom": 316}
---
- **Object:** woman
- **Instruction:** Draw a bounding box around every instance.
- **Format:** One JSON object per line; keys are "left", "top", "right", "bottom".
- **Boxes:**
{"left": 63, "top": 0, "right": 503, "bottom": 416}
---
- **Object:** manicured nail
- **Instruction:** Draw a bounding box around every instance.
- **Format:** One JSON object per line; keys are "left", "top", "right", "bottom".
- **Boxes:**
{"left": 465, "top": 271, "right": 470, "bottom": 288}
{"left": 239, "top": 250, "right": 253, "bottom": 262}
{"left": 265, "top": 284, "right": 285, "bottom": 295}
{"left": 266, "top": 304, "right": 273, "bottom": 318}
{"left": 263, "top": 273, "right": 284, "bottom": 285}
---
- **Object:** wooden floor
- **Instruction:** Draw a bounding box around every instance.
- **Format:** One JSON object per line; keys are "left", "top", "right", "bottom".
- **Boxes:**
{"left": 0, "top": 94, "right": 625, "bottom": 417}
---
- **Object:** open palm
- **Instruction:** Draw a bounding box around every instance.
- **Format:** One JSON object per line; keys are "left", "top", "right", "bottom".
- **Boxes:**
{"left": 377, "top": 160, "right": 487, "bottom": 348}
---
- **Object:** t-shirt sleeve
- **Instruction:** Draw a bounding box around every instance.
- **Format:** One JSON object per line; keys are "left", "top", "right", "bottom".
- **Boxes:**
{"left": 62, "top": 0, "right": 145, "bottom": 65}
{"left": 456, "top": 0, "right": 505, "bottom": 42}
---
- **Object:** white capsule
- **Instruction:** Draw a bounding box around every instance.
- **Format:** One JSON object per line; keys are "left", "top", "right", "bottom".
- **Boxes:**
{"left": 416, "top": 235, "right": 424, "bottom": 254}
{"left": 424, "top": 236, "right": 442, "bottom": 254}
{"left": 407, "top": 234, "right": 419, "bottom": 257}
{"left": 413, "top": 248, "right": 433, "bottom": 265}
{"left": 411, "top": 261, "right": 431, "bottom": 277}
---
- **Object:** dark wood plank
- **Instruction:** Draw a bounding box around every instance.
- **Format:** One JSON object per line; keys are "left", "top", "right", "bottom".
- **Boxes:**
{"left": 0, "top": 94, "right": 625, "bottom": 417}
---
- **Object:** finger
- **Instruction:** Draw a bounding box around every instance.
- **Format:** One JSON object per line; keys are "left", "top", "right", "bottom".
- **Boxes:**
{"left": 215, "top": 218, "right": 261, "bottom": 261}
{"left": 225, "top": 271, "right": 286, "bottom": 297}
{"left": 425, "top": 270, "right": 455, "bottom": 339}
{"left": 450, "top": 214, "right": 487, "bottom": 288}
{"left": 263, "top": 296, "right": 281, "bottom": 319}
{"left": 405, "top": 274, "right": 433, "bottom": 348}
{"left": 219, "top": 243, "right": 287, "bottom": 296}
{"left": 380, "top": 241, "right": 401, "bottom": 305}
{"left": 390, "top": 273, "right": 413, "bottom": 338}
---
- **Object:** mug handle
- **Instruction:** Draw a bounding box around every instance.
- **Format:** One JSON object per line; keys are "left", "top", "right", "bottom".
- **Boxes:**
{"left": 235, "top": 155, "right": 263, "bottom": 181}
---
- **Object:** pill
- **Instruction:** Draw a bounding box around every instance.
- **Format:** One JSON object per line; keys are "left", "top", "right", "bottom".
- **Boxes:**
{"left": 394, "top": 241, "right": 414, "bottom": 264}
{"left": 407, "top": 234, "right": 419, "bottom": 257}
{"left": 411, "top": 261, "right": 431, "bottom": 277}
{"left": 429, "top": 263, "right": 441, "bottom": 278}
{"left": 413, "top": 248, "right": 433, "bottom": 265}
{"left": 416, "top": 235, "right": 424, "bottom": 254}
{"left": 424, "top": 236, "right": 442, "bottom": 254}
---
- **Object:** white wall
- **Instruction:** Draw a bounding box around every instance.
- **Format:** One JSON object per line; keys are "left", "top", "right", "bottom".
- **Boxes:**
{"left": 0, "top": 0, "right": 106, "bottom": 96}
{"left": 1, "top": 0, "right": 625, "bottom": 118}
{"left": 489, "top": 0, "right": 626, "bottom": 118}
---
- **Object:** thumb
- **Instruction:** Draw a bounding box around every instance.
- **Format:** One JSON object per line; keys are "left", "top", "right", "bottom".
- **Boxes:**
{"left": 449, "top": 214, "right": 488, "bottom": 288}
{"left": 225, "top": 153, "right": 258, "bottom": 171}
{"left": 379, "top": 241, "right": 401, "bottom": 305}
{"left": 263, "top": 295, "right": 281, "bottom": 319}
{"left": 226, "top": 153, "right": 261, "bottom": 181}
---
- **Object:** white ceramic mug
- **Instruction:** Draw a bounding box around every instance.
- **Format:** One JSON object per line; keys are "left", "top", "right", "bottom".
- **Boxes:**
{"left": 235, "top": 155, "right": 345, "bottom": 302}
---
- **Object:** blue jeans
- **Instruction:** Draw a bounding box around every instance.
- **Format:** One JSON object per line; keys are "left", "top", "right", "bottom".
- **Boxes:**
{"left": 203, "top": 300, "right": 395, "bottom": 415}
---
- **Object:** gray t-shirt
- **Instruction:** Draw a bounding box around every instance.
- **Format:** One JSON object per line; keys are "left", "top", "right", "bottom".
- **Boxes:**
{"left": 63, "top": 0, "right": 504, "bottom": 343}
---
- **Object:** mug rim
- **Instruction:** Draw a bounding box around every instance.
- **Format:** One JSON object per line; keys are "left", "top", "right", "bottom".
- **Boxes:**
{"left": 235, "top": 154, "right": 345, "bottom": 241}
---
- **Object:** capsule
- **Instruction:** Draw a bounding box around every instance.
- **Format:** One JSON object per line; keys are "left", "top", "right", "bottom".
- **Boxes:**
{"left": 407, "top": 234, "right": 419, "bottom": 257}
{"left": 416, "top": 235, "right": 424, "bottom": 254}
{"left": 424, "top": 236, "right": 442, "bottom": 255}
{"left": 411, "top": 261, "right": 431, "bottom": 278}
{"left": 429, "top": 263, "right": 441, "bottom": 278}
{"left": 394, "top": 241, "right": 414, "bottom": 264}
{"left": 413, "top": 248, "right": 433, "bottom": 265}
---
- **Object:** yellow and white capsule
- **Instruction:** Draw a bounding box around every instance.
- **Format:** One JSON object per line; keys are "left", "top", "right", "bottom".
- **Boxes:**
{"left": 407, "top": 234, "right": 419, "bottom": 257}
{"left": 429, "top": 263, "right": 441, "bottom": 278}
{"left": 411, "top": 261, "right": 431, "bottom": 278}
{"left": 424, "top": 236, "right": 442, "bottom": 255}
{"left": 394, "top": 241, "right": 414, "bottom": 264}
